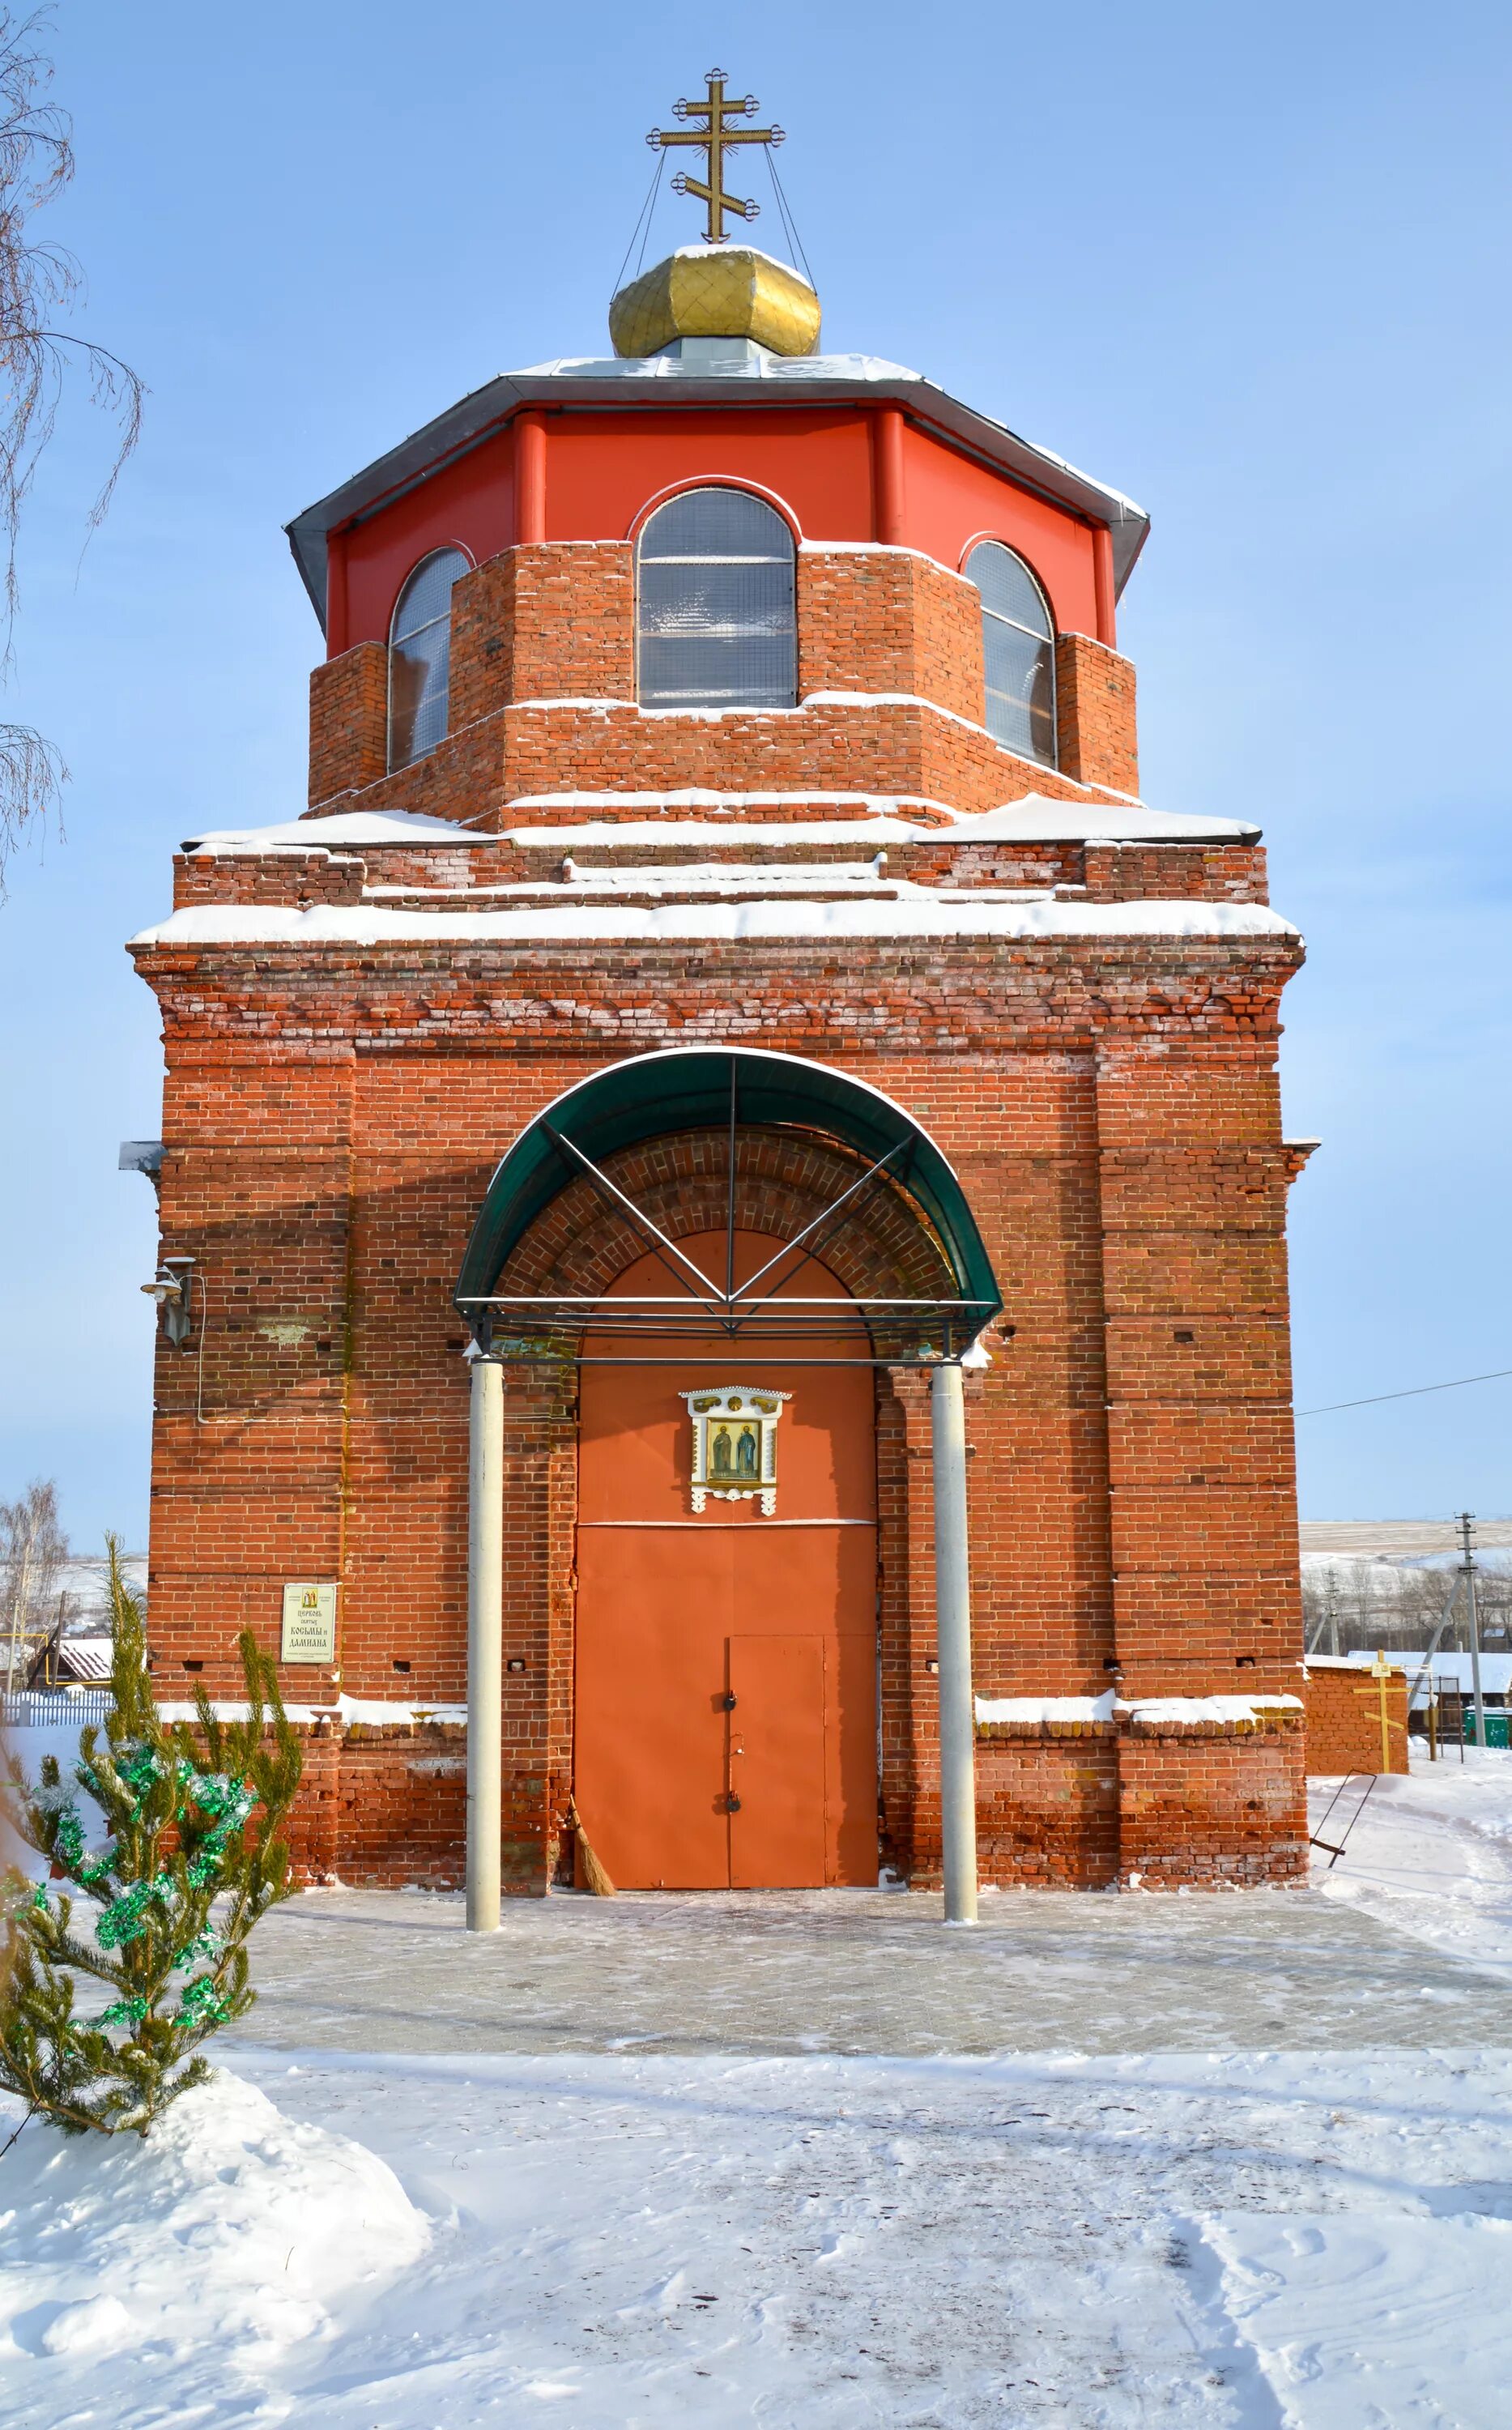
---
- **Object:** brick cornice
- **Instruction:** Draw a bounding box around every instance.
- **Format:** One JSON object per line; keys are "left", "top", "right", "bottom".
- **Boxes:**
{"left": 128, "top": 931, "right": 1304, "bottom": 1060}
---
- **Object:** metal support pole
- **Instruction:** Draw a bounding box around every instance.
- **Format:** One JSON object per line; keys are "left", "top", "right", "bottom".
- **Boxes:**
{"left": 466, "top": 1354, "right": 504, "bottom": 1932}
{"left": 931, "top": 1359, "right": 977, "bottom": 1925}
{"left": 1458, "top": 1511, "right": 1486, "bottom": 1754}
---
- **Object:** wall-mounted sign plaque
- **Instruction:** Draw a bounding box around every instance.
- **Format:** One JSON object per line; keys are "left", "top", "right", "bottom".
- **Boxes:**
{"left": 280, "top": 1581, "right": 338, "bottom": 1664}
{"left": 679, "top": 1386, "right": 791, "bottom": 1516}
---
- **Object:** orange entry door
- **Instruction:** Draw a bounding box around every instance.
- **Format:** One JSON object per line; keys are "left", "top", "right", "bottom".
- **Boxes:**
{"left": 728, "top": 1636, "right": 827, "bottom": 1889}
{"left": 573, "top": 1229, "right": 878, "bottom": 1891}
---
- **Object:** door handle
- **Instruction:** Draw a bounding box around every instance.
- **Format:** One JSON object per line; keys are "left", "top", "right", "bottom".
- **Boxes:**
{"left": 726, "top": 1793, "right": 742, "bottom": 1814}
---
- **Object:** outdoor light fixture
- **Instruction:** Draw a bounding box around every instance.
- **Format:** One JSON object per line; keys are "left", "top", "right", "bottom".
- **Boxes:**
{"left": 142, "top": 1256, "right": 195, "bottom": 1349}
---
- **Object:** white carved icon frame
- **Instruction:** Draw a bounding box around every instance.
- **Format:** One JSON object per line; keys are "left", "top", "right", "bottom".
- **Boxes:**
{"left": 679, "top": 1385, "right": 791, "bottom": 1516}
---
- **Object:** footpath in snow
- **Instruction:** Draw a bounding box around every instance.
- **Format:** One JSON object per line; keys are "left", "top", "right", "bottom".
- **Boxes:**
{"left": 1310, "top": 1742, "right": 1512, "bottom": 1981}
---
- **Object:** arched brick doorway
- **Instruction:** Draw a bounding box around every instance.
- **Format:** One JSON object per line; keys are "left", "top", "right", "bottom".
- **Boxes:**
{"left": 455, "top": 1047, "right": 1003, "bottom": 1921}
{"left": 575, "top": 1230, "right": 878, "bottom": 1889}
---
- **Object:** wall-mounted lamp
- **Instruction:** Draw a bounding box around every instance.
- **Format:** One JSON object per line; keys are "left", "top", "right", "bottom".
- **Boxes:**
{"left": 142, "top": 1256, "right": 195, "bottom": 1349}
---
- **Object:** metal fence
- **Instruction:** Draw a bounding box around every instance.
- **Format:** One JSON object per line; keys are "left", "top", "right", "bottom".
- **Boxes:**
{"left": 2, "top": 1689, "right": 113, "bottom": 1729}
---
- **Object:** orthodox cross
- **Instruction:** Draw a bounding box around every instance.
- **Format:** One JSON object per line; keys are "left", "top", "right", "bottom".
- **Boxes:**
{"left": 647, "top": 69, "right": 785, "bottom": 245}
{"left": 1351, "top": 1650, "right": 1405, "bottom": 1774}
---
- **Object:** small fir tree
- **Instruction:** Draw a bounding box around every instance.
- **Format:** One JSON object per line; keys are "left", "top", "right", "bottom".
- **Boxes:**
{"left": 0, "top": 1538, "right": 302, "bottom": 2137}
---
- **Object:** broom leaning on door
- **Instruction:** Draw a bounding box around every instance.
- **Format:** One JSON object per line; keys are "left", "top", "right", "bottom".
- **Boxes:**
{"left": 568, "top": 1797, "right": 616, "bottom": 1896}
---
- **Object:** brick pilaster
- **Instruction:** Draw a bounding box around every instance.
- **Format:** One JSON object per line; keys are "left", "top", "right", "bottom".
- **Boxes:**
{"left": 1056, "top": 632, "right": 1139, "bottom": 795}
{"left": 309, "top": 641, "right": 387, "bottom": 807}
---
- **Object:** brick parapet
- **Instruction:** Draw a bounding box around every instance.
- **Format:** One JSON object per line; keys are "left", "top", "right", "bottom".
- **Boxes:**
{"left": 309, "top": 641, "right": 387, "bottom": 808}
{"left": 1055, "top": 632, "right": 1139, "bottom": 795}
{"left": 172, "top": 850, "right": 366, "bottom": 909}
{"left": 308, "top": 690, "right": 1141, "bottom": 826}
{"left": 166, "top": 831, "right": 1271, "bottom": 914}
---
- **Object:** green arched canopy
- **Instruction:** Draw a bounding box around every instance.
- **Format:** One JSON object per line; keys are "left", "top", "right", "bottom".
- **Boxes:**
{"left": 454, "top": 1047, "right": 1002, "bottom": 1358}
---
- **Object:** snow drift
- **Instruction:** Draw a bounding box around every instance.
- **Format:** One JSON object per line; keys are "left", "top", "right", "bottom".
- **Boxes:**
{"left": 0, "top": 2070, "right": 426, "bottom": 2372}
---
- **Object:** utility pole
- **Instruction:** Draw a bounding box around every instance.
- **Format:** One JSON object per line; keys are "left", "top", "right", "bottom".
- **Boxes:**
{"left": 1456, "top": 1511, "right": 1486, "bottom": 1754}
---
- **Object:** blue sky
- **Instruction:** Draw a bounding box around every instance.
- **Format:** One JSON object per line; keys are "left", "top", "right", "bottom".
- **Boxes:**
{"left": 2, "top": 0, "right": 1508, "bottom": 1545}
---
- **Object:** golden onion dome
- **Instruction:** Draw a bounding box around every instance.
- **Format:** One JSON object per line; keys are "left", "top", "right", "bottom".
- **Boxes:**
{"left": 609, "top": 246, "right": 821, "bottom": 360}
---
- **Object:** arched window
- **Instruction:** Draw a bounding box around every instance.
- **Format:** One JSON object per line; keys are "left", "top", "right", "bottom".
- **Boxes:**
{"left": 965, "top": 542, "right": 1057, "bottom": 767}
{"left": 387, "top": 547, "right": 470, "bottom": 770}
{"left": 637, "top": 488, "right": 796, "bottom": 711}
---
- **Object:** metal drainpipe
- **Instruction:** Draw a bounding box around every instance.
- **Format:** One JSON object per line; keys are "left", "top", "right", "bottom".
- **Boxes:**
{"left": 466, "top": 1352, "right": 505, "bottom": 1931}
{"left": 931, "top": 1359, "right": 978, "bottom": 1924}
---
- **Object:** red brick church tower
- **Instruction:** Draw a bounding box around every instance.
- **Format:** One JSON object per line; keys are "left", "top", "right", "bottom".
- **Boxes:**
{"left": 129, "top": 79, "right": 1310, "bottom": 1898}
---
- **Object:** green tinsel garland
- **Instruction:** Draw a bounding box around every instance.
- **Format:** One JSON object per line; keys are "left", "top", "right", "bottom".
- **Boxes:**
{"left": 0, "top": 1537, "right": 304, "bottom": 2138}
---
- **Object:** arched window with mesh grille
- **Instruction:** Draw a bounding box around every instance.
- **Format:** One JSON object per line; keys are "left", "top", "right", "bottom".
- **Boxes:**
{"left": 964, "top": 541, "right": 1057, "bottom": 767}
{"left": 637, "top": 488, "right": 797, "bottom": 711}
{"left": 387, "top": 547, "right": 471, "bottom": 770}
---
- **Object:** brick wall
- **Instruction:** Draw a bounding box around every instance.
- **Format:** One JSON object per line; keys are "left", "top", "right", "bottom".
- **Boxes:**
{"left": 307, "top": 540, "right": 1141, "bottom": 816}
{"left": 797, "top": 547, "right": 983, "bottom": 723}
{"left": 1118, "top": 1720, "right": 1307, "bottom": 1886}
{"left": 973, "top": 1730, "right": 1121, "bottom": 1886}
{"left": 132, "top": 910, "right": 1307, "bottom": 1890}
{"left": 1303, "top": 1662, "right": 1410, "bottom": 1776}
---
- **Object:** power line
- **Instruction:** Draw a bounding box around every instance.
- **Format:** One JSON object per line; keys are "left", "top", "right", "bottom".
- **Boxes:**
{"left": 1295, "top": 1366, "right": 1512, "bottom": 1419}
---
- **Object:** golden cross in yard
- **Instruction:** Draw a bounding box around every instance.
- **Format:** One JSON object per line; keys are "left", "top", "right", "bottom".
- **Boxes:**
{"left": 1351, "top": 1649, "right": 1405, "bottom": 1775}
{"left": 647, "top": 70, "right": 786, "bottom": 245}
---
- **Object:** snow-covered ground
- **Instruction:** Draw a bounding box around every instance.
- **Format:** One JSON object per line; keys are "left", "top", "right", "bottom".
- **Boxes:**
{"left": 1310, "top": 1742, "right": 1512, "bottom": 1980}
{"left": 4, "top": 2045, "right": 1512, "bottom": 2426}
{"left": 4, "top": 1747, "right": 1512, "bottom": 2424}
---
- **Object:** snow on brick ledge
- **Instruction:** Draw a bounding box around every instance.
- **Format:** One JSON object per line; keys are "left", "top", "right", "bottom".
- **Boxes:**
{"left": 181, "top": 809, "right": 491, "bottom": 855}
{"left": 974, "top": 1691, "right": 1118, "bottom": 1735}
{"left": 1121, "top": 1694, "right": 1303, "bottom": 1734}
{"left": 155, "top": 1694, "right": 466, "bottom": 1728}
{"left": 974, "top": 1691, "right": 1303, "bottom": 1738}
{"left": 130, "top": 897, "right": 1301, "bottom": 950}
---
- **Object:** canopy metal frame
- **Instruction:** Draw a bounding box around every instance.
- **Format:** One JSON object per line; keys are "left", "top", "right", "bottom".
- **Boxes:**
{"left": 455, "top": 1055, "right": 1001, "bottom": 1368}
